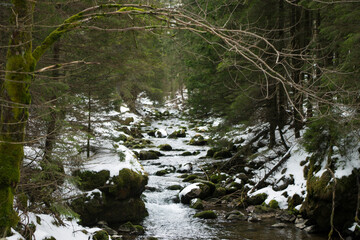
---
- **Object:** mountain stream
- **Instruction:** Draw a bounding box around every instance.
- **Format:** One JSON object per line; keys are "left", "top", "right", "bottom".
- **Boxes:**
{"left": 135, "top": 117, "right": 326, "bottom": 240}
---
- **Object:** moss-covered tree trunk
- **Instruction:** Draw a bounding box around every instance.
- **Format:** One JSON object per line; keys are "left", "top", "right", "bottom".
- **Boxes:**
{"left": 0, "top": 0, "right": 35, "bottom": 236}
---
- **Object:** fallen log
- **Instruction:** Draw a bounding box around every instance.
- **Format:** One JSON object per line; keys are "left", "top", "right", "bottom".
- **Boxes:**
{"left": 249, "top": 145, "right": 293, "bottom": 194}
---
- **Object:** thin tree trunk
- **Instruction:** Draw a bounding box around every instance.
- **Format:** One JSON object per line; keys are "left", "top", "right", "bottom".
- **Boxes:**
{"left": 0, "top": 0, "right": 35, "bottom": 236}
{"left": 43, "top": 42, "right": 61, "bottom": 163}
{"left": 291, "top": 1, "right": 303, "bottom": 138}
{"left": 87, "top": 89, "right": 91, "bottom": 158}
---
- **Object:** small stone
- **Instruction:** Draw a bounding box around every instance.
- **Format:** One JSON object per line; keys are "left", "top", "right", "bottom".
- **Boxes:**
{"left": 271, "top": 223, "right": 287, "bottom": 228}
{"left": 225, "top": 210, "right": 247, "bottom": 221}
{"left": 295, "top": 218, "right": 308, "bottom": 230}
{"left": 276, "top": 212, "right": 296, "bottom": 222}
{"left": 248, "top": 214, "right": 261, "bottom": 222}
{"left": 304, "top": 225, "right": 317, "bottom": 233}
{"left": 97, "top": 221, "right": 107, "bottom": 226}
{"left": 111, "top": 235, "right": 123, "bottom": 240}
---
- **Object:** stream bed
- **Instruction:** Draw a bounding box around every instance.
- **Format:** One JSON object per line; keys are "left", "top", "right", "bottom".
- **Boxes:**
{"left": 135, "top": 118, "right": 327, "bottom": 240}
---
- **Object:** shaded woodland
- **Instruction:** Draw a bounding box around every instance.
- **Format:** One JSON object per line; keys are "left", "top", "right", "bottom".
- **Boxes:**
{"left": 1, "top": 0, "right": 360, "bottom": 239}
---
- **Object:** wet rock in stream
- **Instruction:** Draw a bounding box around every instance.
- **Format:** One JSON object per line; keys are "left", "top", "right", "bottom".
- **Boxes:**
{"left": 179, "top": 182, "right": 214, "bottom": 204}
{"left": 139, "top": 150, "right": 162, "bottom": 160}
{"left": 194, "top": 210, "right": 217, "bottom": 219}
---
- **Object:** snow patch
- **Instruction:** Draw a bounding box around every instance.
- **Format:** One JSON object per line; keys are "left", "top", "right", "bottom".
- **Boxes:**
{"left": 13, "top": 213, "right": 103, "bottom": 240}
{"left": 179, "top": 183, "right": 201, "bottom": 199}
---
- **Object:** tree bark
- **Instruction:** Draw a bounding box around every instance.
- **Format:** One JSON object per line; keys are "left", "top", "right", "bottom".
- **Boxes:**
{"left": 0, "top": 0, "right": 35, "bottom": 236}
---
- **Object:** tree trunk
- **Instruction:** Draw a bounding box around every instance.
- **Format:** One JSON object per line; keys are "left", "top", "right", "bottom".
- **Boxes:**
{"left": 277, "top": 0, "right": 287, "bottom": 131}
{"left": 0, "top": 0, "right": 35, "bottom": 236}
{"left": 291, "top": 1, "right": 303, "bottom": 138}
{"left": 43, "top": 42, "right": 61, "bottom": 163}
{"left": 87, "top": 89, "right": 91, "bottom": 158}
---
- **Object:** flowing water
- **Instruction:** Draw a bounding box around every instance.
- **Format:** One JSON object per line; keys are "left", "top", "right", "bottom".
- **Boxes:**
{"left": 136, "top": 118, "right": 327, "bottom": 240}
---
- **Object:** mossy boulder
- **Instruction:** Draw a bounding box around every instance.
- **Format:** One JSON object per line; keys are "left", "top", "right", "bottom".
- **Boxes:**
{"left": 213, "top": 150, "right": 232, "bottom": 159}
{"left": 193, "top": 179, "right": 216, "bottom": 193}
{"left": 246, "top": 193, "right": 268, "bottom": 206}
{"left": 93, "top": 230, "right": 109, "bottom": 240}
{"left": 168, "top": 129, "right": 186, "bottom": 138}
{"left": 225, "top": 181, "right": 242, "bottom": 193}
{"left": 107, "top": 168, "right": 148, "bottom": 200}
{"left": 268, "top": 199, "right": 279, "bottom": 209}
{"left": 102, "top": 197, "right": 148, "bottom": 225}
{"left": 206, "top": 148, "right": 218, "bottom": 158}
{"left": 190, "top": 198, "right": 204, "bottom": 210}
{"left": 167, "top": 185, "right": 182, "bottom": 190}
{"left": 112, "top": 134, "right": 128, "bottom": 142}
{"left": 121, "top": 126, "right": 143, "bottom": 138}
{"left": 301, "top": 169, "right": 359, "bottom": 233}
{"left": 70, "top": 191, "right": 104, "bottom": 226}
{"left": 194, "top": 210, "right": 217, "bottom": 219}
{"left": 118, "top": 221, "right": 145, "bottom": 235}
{"left": 181, "top": 151, "right": 193, "bottom": 156}
{"left": 213, "top": 187, "right": 227, "bottom": 198}
{"left": 73, "top": 170, "right": 110, "bottom": 191}
{"left": 139, "top": 150, "right": 160, "bottom": 160}
{"left": 210, "top": 173, "right": 228, "bottom": 184}
{"left": 159, "top": 144, "right": 172, "bottom": 151}
{"left": 155, "top": 167, "right": 175, "bottom": 176}
{"left": 189, "top": 135, "right": 207, "bottom": 146}
{"left": 147, "top": 129, "right": 156, "bottom": 137}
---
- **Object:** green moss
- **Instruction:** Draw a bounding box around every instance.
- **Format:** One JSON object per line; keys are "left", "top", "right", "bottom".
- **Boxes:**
{"left": 181, "top": 151, "right": 192, "bottom": 156}
{"left": 0, "top": 143, "right": 23, "bottom": 232}
{"left": 210, "top": 174, "right": 227, "bottom": 184}
{"left": 287, "top": 194, "right": 303, "bottom": 210}
{"left": 194, "top": 210, "right": 217, "bottom": 219}
{"left": 0, "top": 185, "right": 19, "bottom": 234}
{"left": 155, "top": 169, "right": 168, "bottom": 176}
{"left": 183, "top": 174, "right": 198, "bottom": 182}
{"left": 189, "top": 135, "right": 207, "bottom": 146}
{"left": 134, "top": 224, "right": 145, "bottom": 234}
{"left": 93, "top": 230, "right": 109, "bottom": 240}
{"left": 307, "top": 170, "right": 332, "bottom": 200}
{"left": 213, "top": 187, "right": 227, "bottom": 197}
{"left": 73, "top": 170, "right": 110, "bottom": 191}
{"left": 168, "top": 129, "right": 186, "bottom": 138}
{"left": 159, "top": 144, "right": 172, "bottom": 151}
{"left": 190, "top": 198, "right": 204, "bottom": 210}
{"left": 108, "top": 168, "right": 148, "bottom": 200}
{"left": 117, "top": 7, "right": 146, "bottom": 12}
{"left": 268, "top": 199, "right": 279, "bottom": 209}
{"left": 246, "top": 193, "right": 268, "bottom": 206}
{"left": 139, "top": 150, "right": 159, "bottom": 160}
